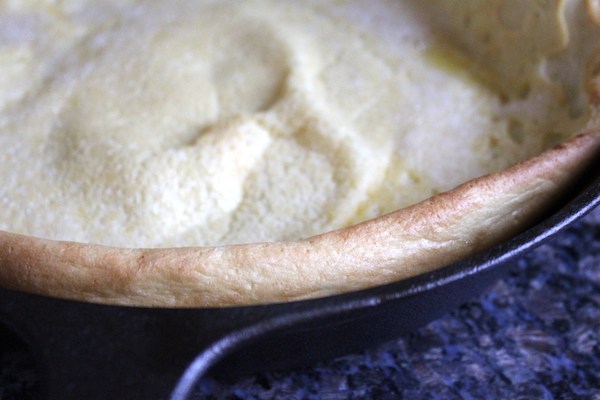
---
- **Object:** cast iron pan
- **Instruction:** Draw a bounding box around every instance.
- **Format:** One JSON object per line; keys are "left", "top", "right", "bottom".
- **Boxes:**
{"left": 0, "top": 165, "right": 599, "bottom": 400}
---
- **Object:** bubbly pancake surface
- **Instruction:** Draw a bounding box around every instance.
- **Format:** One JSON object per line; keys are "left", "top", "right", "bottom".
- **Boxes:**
{"left": 0, "top": 0, "right": 590, "bottom": 247}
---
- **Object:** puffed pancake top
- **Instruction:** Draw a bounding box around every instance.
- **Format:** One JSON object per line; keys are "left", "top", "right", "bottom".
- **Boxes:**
{"left": 0, "top": 0, "right": 599, "bottom": 306}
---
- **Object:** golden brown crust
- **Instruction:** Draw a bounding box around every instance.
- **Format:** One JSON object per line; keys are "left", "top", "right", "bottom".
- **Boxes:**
{"left": 1, "top": 128, "right": 599, "bottom": 307}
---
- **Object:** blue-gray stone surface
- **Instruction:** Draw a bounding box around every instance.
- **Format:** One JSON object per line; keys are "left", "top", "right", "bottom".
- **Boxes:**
{"left": 194, "top": 208, "right": 600, "bottom": 399}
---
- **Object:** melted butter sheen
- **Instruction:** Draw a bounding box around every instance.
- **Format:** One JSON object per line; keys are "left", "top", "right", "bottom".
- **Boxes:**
{"left": 0, "top": 0, "right": 583, "bottom": 247}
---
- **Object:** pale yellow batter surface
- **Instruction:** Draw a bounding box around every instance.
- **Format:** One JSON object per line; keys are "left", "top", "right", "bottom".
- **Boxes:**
{"left": 0, "top": 0, "right": 592, "bottom": 247}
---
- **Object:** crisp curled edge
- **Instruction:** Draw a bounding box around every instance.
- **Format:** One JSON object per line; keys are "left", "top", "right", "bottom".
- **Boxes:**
{"left": 0, "top": 126, "right": 599, "bottom": 307}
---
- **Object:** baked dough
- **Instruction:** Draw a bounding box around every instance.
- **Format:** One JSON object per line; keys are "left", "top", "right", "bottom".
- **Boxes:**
{"left": 0, "top": 0, "right": 599, "bottom": 306}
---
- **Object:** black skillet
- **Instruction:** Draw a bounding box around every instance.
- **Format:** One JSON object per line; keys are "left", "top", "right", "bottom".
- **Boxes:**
{"left": 0, "top": 164, "right": 599, "bottom": 400}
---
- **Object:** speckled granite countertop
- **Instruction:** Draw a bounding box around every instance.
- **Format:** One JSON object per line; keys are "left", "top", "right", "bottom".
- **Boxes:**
{"left": 2, "top": 208, "right": 600, "bottom": 399}
{"left": 195, "top": 207, "right": 600, "bottom": 400}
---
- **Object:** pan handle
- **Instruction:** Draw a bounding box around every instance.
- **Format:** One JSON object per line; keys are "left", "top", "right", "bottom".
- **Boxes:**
{"left": 0, "top": 288, "right": 248, "bottom": 400}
